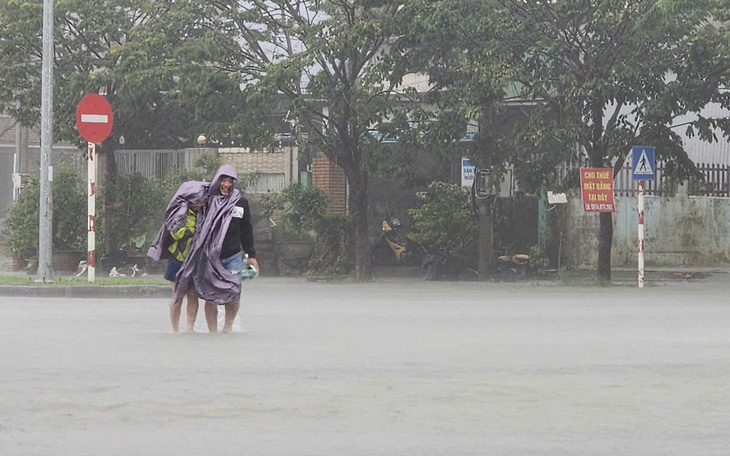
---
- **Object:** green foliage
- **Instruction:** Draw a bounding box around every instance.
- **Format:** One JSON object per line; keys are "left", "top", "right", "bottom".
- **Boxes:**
{"left": 194, "top": 153, "right": 223, "bottom": 181}
{"left": 51, "top": 168, "right": 87, "bottom": 251}
{"left": 263, "top": 184, "right": 329, "bottom": 241}
{"left": 0, "top": 0, "right": 269, "bottom": 150}
{"left": 263, "top": 184, "right": 349, "bottom": 275}
{"left": 528, "top": 245, "right": 550, "bottom": 275}
{"left": 110, "top": 173, "right": 169, "bottom": 252}
{"left": 3, "top": 167, "right": 86, "bottom": 259}
{"left": 3, "top": 176, "right": 40, "bottom": 260}
{"left": 407, "top": 182, "right": 477, "bottom": 255}
{"left": 228, "top": 1, "right": 413, "bottom": 278}
{"left": 404, "top": 0, "right": 729, "bottom": 279}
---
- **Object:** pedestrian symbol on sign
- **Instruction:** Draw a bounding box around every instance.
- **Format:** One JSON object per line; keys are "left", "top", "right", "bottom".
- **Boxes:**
{"left": 631, "top": 146, "right": 655, "bottom": 181}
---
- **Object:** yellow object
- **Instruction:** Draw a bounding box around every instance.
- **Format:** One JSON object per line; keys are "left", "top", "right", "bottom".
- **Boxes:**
{"left": 168, "top": 209, "right": 197, "bottom": 261}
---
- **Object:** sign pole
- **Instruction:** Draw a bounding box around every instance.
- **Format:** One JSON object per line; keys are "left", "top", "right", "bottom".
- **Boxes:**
{"left": 631, "top": 146, "right": 654, "bottom": 288}
{"left": 75, "top": 92, "right": 113, "bottom": 283}
{"left": 638, "top": 180, "right": 645, "bottom": 288}
{"left": 87, "top": 142, "right": 96, "bottom": 282}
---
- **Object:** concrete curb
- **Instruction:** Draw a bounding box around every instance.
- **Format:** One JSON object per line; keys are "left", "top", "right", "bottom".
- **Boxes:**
{"left": 0, "top": 285, "right": 170, "bottom": 299}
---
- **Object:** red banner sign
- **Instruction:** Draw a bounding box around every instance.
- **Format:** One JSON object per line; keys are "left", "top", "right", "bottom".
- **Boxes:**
{"left": 580, "top": 168, "right": 615, "bottom": 212}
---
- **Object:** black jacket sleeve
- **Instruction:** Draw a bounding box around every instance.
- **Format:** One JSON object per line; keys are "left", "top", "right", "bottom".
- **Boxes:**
{"left": 240, "top": 198, "right": 256, "bottom": 258}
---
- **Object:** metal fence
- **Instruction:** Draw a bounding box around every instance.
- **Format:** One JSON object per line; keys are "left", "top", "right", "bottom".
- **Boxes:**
{"left": 116, "top": 149, "right": 187, "bottom": 179}
{"left": 116, "top": 148, "right": 289, "bottom": 193}
{"left": 245, "top": 173, "right": 287, "bottom": 193}
{"left": 687, "top": 162, "right": 730, "bottom": 197}
{"left": 555, "top": 159, "right": 730, "bottom": 198}
{"left": 614, "top": 162, "right": 730, "bottom": 197}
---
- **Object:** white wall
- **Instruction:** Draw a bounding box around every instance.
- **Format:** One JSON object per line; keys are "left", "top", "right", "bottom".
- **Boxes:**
{"left": 559, "top": 187, "right": 730, "bottom": 267}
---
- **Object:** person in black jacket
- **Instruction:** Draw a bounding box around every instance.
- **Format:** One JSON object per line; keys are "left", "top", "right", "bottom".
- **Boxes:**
{"left": 203, "top": 168, "right": 260, "bottom": 333}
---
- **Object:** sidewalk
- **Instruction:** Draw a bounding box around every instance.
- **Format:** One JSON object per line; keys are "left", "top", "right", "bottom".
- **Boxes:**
{"left": 0, "top": 261, "right": 171, "bottom": 298}
{"left": 0, "top": 284, "right": 170, "bottom": 298}
{"left": 1, "top": 265, "right": 726, "bottom": 298}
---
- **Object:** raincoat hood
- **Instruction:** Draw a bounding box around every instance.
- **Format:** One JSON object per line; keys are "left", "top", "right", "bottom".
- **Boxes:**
{"left": 147, "top": 181, "right": 209, "bottom": 262}
{"left": 209, "top": 164, "right": 238, "bottom": 196}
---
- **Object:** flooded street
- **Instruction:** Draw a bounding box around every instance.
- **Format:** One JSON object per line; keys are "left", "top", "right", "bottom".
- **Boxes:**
{"left": 1, "top": 277, "right": 729, "bottom": 455}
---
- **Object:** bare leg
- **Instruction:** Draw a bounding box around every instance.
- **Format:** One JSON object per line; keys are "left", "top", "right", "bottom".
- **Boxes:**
{"left": 223, "top": 301, "right": 240, "bottom": 333}
{"left": 185, "top": 289, "right": 199, "bottom": 332}
{"left": 168, "top": 282, "right": 181, "bottom": 332}
{"left": 205, "top": 301, "right": 218, "bottom": 333}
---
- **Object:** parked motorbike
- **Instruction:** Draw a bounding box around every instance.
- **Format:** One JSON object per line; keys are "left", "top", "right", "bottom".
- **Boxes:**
{"left": 371, "top": 216, "right": 425, "bottom": 266}
{"left": 421, "top": 249, "right": 479, "bottom": 281}
{"left": 493, "top": 253, "right": 530, "bottom": 281}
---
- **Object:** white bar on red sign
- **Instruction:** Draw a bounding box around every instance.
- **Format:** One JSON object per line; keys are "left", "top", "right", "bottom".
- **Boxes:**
{"left": 81, "top": 114, "right": 109, "bottom": 123}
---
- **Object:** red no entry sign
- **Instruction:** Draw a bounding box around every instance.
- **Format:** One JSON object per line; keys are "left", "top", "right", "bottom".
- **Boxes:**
{"left": 75, "top": 94, "right": 113, "bottom": 143}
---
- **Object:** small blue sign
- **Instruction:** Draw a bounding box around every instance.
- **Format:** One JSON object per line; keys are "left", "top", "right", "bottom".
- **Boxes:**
{"left": 631, "top": 146, "right": 655, "bottom": 181}
{"left": 461, "top": 158, "right": 475, "bottom": 187}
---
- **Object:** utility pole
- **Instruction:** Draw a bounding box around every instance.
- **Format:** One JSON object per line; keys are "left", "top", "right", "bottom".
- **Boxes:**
{"left": 36, "top": 0, "right": 54, "bottom": 282}
{"left": 476, "top": 199, "right": 494, "bottom": 278}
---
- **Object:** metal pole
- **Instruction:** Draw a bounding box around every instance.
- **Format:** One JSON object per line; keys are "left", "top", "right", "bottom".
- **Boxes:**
{"left": 13, "top": 111, "right": 19, "bottom": 202}
{"left": 36, "top": 0, "right": 54, "bottom": 282}
{"left": 477, "top": 202, "right": 493, "bottom": 279}
{"left": 537, "top": 184, "right": 547, "bottom": 250}
{"left": 557, "top": 231, "right": 563, "bottom": 273}
{"left": 638, "top": 180, "right": 645, "bottom": 288}
{"left": 88, "top": 142, "right": 96, "bottom": 282}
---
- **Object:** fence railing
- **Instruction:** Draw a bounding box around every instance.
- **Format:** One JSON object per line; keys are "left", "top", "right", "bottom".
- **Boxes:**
{"left": 687, "top": 163, "right": 730, "bottom": 197}
{"left": 115, "top": 148, "right": 290, "bottom": 193}
{"left": 554, "top": 160, "right": 730, "bottom": 198}
{"left": 613, "top": 162, "right": 730, "bottom": 197}
{"left": 613, "top": 163, "right": 670, "bottom": 197}
{"left": 117, "top": 149, "right": 189, "bottom": 179}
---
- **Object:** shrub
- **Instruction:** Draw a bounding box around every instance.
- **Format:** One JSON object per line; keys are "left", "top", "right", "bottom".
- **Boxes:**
{"left": 528, "top": 245, "right": 550, "bottom": 275}
{"left": 3, "top": 175, "right": 40, "bottom": 260}
{"left": 263, "top": 184, "right": 349, "bottom": 274}
{"left": 407, "top": 181, "right": 478, "bottom": 255}
{"left": 110, "top": 173, "right": 169, "bottom": 251}
{"left": 3, "top": 167, "right": 86, "bottom": 260}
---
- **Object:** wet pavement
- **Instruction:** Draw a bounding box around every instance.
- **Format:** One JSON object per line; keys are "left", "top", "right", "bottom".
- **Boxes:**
{"left": 1, "top": 276, "right": 729, "bottom": 455}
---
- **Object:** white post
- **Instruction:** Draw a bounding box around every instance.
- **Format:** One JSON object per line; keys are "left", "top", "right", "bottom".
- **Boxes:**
{"left": 88, "top": 142, "right": 96, "bottom": 282}
{"left": 36, "top": 0, "right": 54, "bottom": 282}
{"left": 638, "top": 180, "right": 645, "bottom": 288}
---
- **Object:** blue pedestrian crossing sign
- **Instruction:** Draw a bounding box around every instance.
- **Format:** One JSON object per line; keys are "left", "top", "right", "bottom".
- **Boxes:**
{"left": 632, "top": 146, "right": 655, "bottom": 181}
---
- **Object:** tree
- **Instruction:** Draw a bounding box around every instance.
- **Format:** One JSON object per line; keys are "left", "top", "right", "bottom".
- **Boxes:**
{"left": 0, "top": 0, "right": 262, "bottom": 253}
{"left": 0, "top": 0, "right": 244, "bottom": 146}
{"left": 406, "top": 0, "right": 730, "bottom": 280}
{"left": 190, "top": 0, "right": 413, "bottom": 280}
{"left": 498, "top": 0, "right": 730, "bottom": 280}
{"left": 388, "top": 0, "right": 528, "bottom": 277}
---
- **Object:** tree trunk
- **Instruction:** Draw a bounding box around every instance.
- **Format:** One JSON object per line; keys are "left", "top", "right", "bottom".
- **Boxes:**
{"left": 597, "top": 209, "right": 613, "bottom": 282}
{"left": 348, "top": 171, "right": 371, "bottom": 281}
{"left": 589, "top": 138, "right": 612, "bottom": 283}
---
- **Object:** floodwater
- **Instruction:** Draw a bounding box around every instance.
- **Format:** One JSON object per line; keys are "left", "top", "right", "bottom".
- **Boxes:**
{"left": 1, "top": 277, "right": 729, "bottom": 455}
